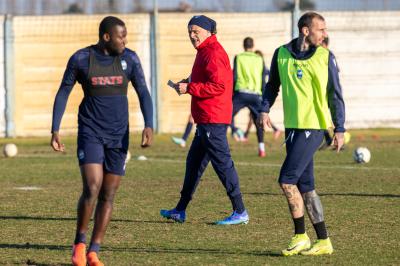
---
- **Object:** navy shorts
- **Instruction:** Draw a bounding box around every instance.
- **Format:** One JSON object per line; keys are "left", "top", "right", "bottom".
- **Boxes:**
{"left": 232, "top": 92, "right": 262, "bottom": 119}
{"left": 77, "top": 133, "right": 128, "bottom": 176}
{"left": 278, "top": 129, "right": 324, "bottom": 193}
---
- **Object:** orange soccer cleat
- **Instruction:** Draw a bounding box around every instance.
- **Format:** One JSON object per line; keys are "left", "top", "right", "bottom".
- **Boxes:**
{"left": 87, "top": 251, "right": 105, "bottom": 266}
{"left": 71, "top": 243, "right": 87, "bottom": 266}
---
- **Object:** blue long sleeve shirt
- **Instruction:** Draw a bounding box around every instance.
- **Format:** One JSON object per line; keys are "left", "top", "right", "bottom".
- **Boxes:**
{"left": 260, "top": 39, "right": 345, "bottom": 132}
{"left": 51, "top": 45, "right": 153, "bottom": 137}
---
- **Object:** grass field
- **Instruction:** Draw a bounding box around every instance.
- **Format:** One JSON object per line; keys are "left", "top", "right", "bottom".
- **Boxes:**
{"left": 0, "top": 129, "right": 399, "bottom": 265}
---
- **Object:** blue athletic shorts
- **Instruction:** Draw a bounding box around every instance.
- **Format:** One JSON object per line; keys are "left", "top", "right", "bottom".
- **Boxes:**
{"left": 278, "top": 129, "right": 324, "bottom": 193}
{"left": 77, "top": 133, "right": 128, "bottom": 176}
{"left": 232, "top": 92, "right": 262, "bottom": 118}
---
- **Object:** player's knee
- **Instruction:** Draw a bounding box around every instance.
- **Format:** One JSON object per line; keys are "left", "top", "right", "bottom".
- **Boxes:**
{"left": 302, "top": 190, "right": 324, "bottom": 223}
{"left": 280, "top": 183, "right": 294, "bottom": 191}
{"left": 98, "top": 189, "right": 117, "bottom": 203}
{"left": 82, "top": 184, "right": 101, "bottom": 201}
{"left": 302, "top": 190, "right": 317, "bottom": 198}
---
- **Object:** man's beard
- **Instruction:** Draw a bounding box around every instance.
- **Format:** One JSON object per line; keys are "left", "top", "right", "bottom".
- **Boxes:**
{"left": 105, "top": 42, "right": 122, "bottom": 55}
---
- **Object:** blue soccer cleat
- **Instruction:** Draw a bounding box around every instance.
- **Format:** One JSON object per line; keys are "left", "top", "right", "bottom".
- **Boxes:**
{"left": 215, "top": 210, "right": 249, "bottom": 225}
{"left": 160, "top": 208, "right": 186, "bottom": 223}
{"left": 171, "top": 137, "right": 186, "bottom": 148}
{"left": 232, "top": 129, "right": 245, "bottom": 142}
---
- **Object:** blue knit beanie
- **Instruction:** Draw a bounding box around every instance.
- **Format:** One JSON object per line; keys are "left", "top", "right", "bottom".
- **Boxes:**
{"left": 188, "top": 15, "right": 217, "bottom": 34}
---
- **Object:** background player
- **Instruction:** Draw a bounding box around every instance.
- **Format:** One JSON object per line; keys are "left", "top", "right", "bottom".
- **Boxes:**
{"left": 231, "top": 37, "right": 267, "bottom": 156}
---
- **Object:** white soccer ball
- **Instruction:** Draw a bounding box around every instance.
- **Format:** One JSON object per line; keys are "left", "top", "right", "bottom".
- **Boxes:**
{"left": 137, "top": 155, "right": 147, "bottom": 161}
{"left": 353, "top": 147, "right": 371, "bottom": 163}
{"left": 3, "top": 143, "right": 18, "bottom": 158}
{"left": 125, "top": 150, "right": 131, "bottom": 163}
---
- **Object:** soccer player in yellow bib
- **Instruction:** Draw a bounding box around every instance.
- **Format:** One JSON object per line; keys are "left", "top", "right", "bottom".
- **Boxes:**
{"left": 258, "top": 12, "right": 346, "bottom": 256}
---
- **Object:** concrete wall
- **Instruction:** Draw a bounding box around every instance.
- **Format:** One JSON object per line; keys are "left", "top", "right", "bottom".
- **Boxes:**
{"left": 12, "top": 14, "right": 150, "bottom": 136}
{"left": 1, "top": 11, "right": 399, "bottom": 137}
{"left": 158, "top": 11, "right": 400, "bottom": 133}
{"left": 158, "top": 12, "right": 291, "bottom": 133}
{"left": 323, "top": 11, "right": 400, "bottom": 128}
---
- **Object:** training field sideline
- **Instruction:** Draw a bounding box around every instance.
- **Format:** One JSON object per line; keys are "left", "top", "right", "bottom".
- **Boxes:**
{"left": 0, "top": 129, "right": 399, "bottom": 265}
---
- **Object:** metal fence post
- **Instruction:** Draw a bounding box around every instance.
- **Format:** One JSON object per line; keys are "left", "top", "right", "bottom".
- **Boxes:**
{"left": 292, "top": 0, "right": 301, "bottom": 39}
{"left": 150, "top": 0, "right": 160, "bottom": 133}
{"left": 4, "top": 14, "right": 15, "bottom": 138}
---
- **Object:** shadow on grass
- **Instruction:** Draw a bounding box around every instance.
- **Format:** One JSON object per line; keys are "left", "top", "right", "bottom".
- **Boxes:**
{"left": 243, "top": 192, "right": 400, "bottom": 198}
{"left": 0, "top": 261, "right": 70, "bottom": 266}
{"left": 0, "top": 216, "right": 173, "bottom": 224}
{"left": 0, "top": 243, "right": 281, "bottom": 257}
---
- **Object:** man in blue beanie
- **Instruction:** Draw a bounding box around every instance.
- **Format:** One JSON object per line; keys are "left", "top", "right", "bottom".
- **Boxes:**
{"left": 160, "top": 15, "right": 249, "bottom": 225}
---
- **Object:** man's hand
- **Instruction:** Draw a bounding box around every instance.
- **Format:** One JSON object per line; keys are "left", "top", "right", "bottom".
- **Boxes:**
{"left": 141, "top": 127, "right": 153, "bottom": 148}
{"left": 178, "top": 78, "right": 189, "bottom": 83}
{"left": 332, "top": 132, "right": 345, "bottom": 153}
{"left": 50, "top": 132, "right": 65, "bottom": 152}
{"left": 257, "top": 112, "right": 272, "bottom": 131}
{"left": 167, "top": 80, "right": 181, "bottom": 95}
{"left": 177, "top": 83, "right": 188, "bottom": 94}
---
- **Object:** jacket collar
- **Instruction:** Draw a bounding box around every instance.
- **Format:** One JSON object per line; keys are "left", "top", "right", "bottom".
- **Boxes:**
{"left": 284, "top": 38, "right": 317, "bottom": 60}
{"left": 196, "top": 34, "right": 217, "bottom": 50}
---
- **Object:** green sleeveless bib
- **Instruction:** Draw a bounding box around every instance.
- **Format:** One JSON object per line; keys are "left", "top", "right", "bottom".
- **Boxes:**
{"left": 277, "top": 46, "right": 332, "bottom": 129}
{"left": 234, "top": 52, "right": 264, "bottom": 95}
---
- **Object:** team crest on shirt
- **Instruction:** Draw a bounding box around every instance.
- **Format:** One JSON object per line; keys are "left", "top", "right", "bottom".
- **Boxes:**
{"left": 78, "top": 149, "right": 85, "bottom": 160}
{"left": 121, "top": 59, "right": 127, "bottom": 70}
{"left": 296, "top": 69, "right": 303, "bottom": 79}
